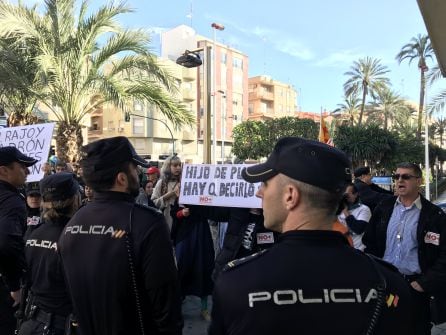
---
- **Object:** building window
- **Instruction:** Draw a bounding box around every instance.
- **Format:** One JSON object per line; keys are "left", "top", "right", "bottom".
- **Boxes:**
{"left": 134, "top": 100, "right": 143, "bottom": 112}
{"left": 221, "top": 53, "right": 227, "bottom": 65}
{"left": 133, "top": 117, "right": 144, "bottom": 135}
{"left": 232, "top": 57, "right": 243, "bottom": 69}
{"left": 248, "top": 104, "right": 254, "bottom": 114}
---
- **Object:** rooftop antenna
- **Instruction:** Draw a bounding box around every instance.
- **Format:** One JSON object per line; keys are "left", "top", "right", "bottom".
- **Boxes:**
{"left": 186, "top": 1, "right": 193, "bottom": 27}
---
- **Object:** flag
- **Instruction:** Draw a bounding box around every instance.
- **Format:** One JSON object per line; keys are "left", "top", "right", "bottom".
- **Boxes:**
{"left": 318, "top": 115, "right": 330, "bottom": 143}
{"left": 318, "top": 114, "right": 335, "bottom": 146}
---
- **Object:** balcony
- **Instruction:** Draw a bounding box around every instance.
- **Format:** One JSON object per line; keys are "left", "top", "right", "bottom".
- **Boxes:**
{"left": 182, "top": 67, "right": 197, "bottom": 81}
{"left": 182, "top": 130, "right": 196, "bottom": 141}
{"left": 182, "top": 88, "right": 197, "bottom": 101}
{"left": 248, "top": 91, "right": 274, "bottom": 101}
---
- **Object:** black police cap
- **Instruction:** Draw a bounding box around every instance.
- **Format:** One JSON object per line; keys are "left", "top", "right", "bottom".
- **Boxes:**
{"left": 40, "top": 173, "right": 79, "bottom": 201}
{"left": 0, "top": 146, "right": 37, "bottom": 167}
{"left": 241, "top": 137, "right": 352, "bottom": 193}
{"left": 354, "top": 166, "right": 371, "bottom": 178}
{"left": 26, "top": 182, "right": 41, "bottom": 196}
{"left": 81, "top": 136, "right": 149, "bottom": 171}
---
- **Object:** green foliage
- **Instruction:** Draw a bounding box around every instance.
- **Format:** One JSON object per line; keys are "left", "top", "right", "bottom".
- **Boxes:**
{"left": 334, "top": 124, "right": 397, "bottom": 169}
{"left": 343, "top": 57, "right": 390, "bottom": 125}
{"left": 0, "top": 0, "right": 194, "bottom": 161}
{"left": 232, "top": 117, "right": 318, "bottom": 160}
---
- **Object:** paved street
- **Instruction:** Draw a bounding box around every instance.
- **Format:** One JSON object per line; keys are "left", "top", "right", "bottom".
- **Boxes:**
{"left": 183, "top": 296, "right": 211, "bottom": 335}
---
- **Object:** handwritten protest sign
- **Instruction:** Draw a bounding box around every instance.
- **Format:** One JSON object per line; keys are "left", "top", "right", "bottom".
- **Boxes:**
{"left": 0, "top": 123, "right": 55, "bottom": 182}
{"left": 179, "top": 164, "right": 262, "bottom": 208}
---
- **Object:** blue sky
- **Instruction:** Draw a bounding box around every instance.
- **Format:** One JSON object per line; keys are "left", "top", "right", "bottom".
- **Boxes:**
{"left": 23, "top": 0, "right": 446, "bottom": 114}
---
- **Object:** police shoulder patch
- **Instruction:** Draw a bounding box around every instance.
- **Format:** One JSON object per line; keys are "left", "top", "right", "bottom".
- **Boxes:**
{"left": 222, "top": 249, "right": 269, "bottom": 272}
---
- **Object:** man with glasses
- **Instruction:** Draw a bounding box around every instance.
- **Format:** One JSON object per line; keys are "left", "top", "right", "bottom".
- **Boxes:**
{"left": 363, "top": 162, "right": 446, "bottom": 335}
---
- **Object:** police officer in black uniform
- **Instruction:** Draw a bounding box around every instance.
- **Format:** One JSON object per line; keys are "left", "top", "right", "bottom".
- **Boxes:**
{"left": 24, "top": 182, "right": 42, "bottom": 240}
{"left": 209, "top": 137, "right": 414, "bottom": 335}
{"left": 0, "top": 147, "right": 37, "bottom": 335}
{"left": 19, "top": 173, "right": 80, "bottom": 335}
{"left": 58, "top": 136, "right": 182, "bottom": 335}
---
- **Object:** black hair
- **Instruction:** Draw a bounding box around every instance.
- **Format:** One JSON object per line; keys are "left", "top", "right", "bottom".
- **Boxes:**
{"left": 81, "top": 160, "right": 133, "bottom": 192}
{"left": 396, "top": 162, "right": 422, "bottom": 178}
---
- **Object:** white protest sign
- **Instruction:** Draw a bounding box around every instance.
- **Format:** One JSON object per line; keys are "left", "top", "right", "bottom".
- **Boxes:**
{"left": 179, "top": 164, "right": 262, "bottom": 208}
{"left": 0, "top": 123, "right": 55, "bottom": 182}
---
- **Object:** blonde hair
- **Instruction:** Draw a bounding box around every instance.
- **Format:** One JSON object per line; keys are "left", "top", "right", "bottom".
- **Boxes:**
{"left": 41, "top": 193, "right": 80, "bottom": 221}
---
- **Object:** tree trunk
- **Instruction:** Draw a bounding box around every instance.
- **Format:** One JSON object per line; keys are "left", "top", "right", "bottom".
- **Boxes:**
{"left": 55, "top": 121, "right": 83, "bottom": 163}
{"left": 7, "top": 111, "right": 38, "bottom": 127}
{"left": 417, "top": 69, "right": 426, "bottom": 139}
{"left": 358, "top": 88, "right": 367, "bottom": 126}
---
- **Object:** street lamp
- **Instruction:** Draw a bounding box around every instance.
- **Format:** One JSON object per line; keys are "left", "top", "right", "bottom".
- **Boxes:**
{"left": 211, "top": 22, "right": 225, "bottom": 164}
{"left": 176, "top": 47, "right": 212, "bottom": 163}
{"left": 217, "top": 90, "right": 226, "bottom": 161}
{"left": 126, "top": 112, "right": 176, "bottom": 155}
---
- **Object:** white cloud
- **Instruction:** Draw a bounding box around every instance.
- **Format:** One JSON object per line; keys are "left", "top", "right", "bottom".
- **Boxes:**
{"left": 315, "top": 50, "right": 365, "bottom": 67}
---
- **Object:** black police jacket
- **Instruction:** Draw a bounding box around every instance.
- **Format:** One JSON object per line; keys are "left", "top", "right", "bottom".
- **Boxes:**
{"left": 59, "top": 191, "right": 182, "bottom": 335}
{"left": 25, "top": 217, "right": 71, "bottom": 316}
{"left": 363, "top": 195, "right": 446, "bottom": 294}
{"left": 0, "top": 180, "right": 27, "bottom": 291}
{"left": 213, "top": 207, "right": 278, "bottom": 281}
{"left": 209, "top": 230, "right": 413, "bottom": 335}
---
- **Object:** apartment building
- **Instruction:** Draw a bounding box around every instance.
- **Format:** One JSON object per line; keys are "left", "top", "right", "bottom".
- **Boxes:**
{"left": 87, "top": 57, "right": 199, "bottom": 164}
{"left": 161, "top": 25, "right": 249, "bottom": 163}
{"left": 248, "top": 75, "right": 298, "bottom": 121}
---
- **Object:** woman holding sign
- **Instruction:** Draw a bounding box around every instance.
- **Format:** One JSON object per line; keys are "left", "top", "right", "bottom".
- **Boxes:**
{"left": 151, "top": 155, "right": 182, "bottom": 231}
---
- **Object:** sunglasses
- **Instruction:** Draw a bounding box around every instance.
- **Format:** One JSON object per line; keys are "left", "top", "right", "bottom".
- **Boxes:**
{"left": 392, "top": 174, "right": 420, "bottom": 181}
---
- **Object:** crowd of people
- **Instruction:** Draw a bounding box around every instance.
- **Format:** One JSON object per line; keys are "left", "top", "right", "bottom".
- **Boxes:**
{"left": 0, "top": 135, "right": 446, "bottom": 335}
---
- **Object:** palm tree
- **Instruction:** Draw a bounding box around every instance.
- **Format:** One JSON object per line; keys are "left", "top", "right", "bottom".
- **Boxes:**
{"left": 0, "top": 37, "right": 42, "bottom": 125}
{"left": 343, "top": 57, "right": 390, "bottom": 126}
{"left": 427, "top": 64, "right": 446, "bottom": 115}
{"left": 0, "top": 0, "right": 194, "bottom": 162}
{"left": 432, "top": 117, "right": 446, "bottom": 146}
{"left": 396, "top": 34, "right": 433, "bottom": 139}
{"left": 332, "top": 93, "right": 361, "bottom": 126}
{"left": 368, "top": 87, "right": 408, "bottom": 130}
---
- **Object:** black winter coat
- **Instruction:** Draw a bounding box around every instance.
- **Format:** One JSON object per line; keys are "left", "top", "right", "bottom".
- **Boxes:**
{"left": 363, "top": 195, "right": 446, "bottom": 293}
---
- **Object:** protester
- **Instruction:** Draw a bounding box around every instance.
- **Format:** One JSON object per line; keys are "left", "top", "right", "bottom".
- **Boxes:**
{"left": 59, "top": 136, "right": 182, "bottom": 334}
{"left": 40, "top": 163, "right": 53, "bottom": 177}
{"left": 0, "top": 147, "right": 37, "bottom": 335}
{"left": 212, "top": 207, "right": 278, "bottom": 281}
{"left": 80, "top": 184, "right": 94, "bottom": 207}
{"left": 146, "top": 166, "right": 160, "bottom": 187}
{"left": 24, "top": 182, "right": 42, "bottom": 239}
{"left": 55, "top": 161, "right": 68, "bottom": 173}
{"left": 171, "top": 204, "right": 214, "bottom": 321}
{"left": 135, "top": 180, "right": 156, "bottom": 208}
{"left": 209, "top": 137, "right": 413, "bottom": 335}
{"left": 151, "top": 155, "right": 181, "bottom": 231}
{"left": 353, "top": 166, "right": 393, "bottom": 211}
{"left": 18, "top": 173, "right": 80, "bottom": 335}
{"left": 364, "top": 162, "right": 446, "bottom": 334}
{"left": 337, "top": 182, "right": 371, "bottom": 250}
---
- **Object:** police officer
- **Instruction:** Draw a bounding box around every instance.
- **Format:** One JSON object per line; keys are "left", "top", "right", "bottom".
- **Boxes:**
{"left": 19, "top": 173, "right": 80, "bottom": 335}
{"left": 24, "top": 182, "right": 42, "bottom": 240}
{"left": 0, "top": 147, "right": 37, "bottom": 335}
{"left": 209, "top": 137, "right": 414, "bottom": 335}
{"left": 58, "top": 136, "right": 182, "bottom": 335}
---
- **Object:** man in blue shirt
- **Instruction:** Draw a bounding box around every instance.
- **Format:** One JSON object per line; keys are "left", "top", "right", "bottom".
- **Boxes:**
{"left": 364, "top": 162, "right": 446, "bottom": 335}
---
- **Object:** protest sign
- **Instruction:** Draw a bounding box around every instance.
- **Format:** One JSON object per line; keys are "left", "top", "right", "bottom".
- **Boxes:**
{"left": 179, "top": 164, "right": 262, "bottom": 208}
{"left": 0, "top": 123, "right": 55, "bottom": 182}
